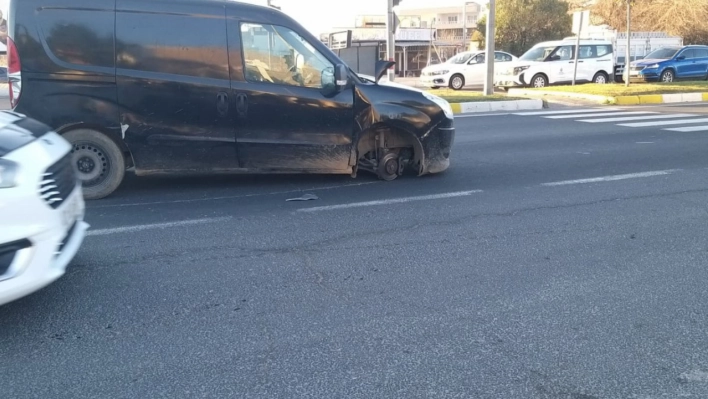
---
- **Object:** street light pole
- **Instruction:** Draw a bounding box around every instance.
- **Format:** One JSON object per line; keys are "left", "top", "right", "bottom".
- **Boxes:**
{"left": 386, "top": 0, "right": 396, "bottom": 81}
{"left": 484, "top": 0, "right": 495, "bottom": 95}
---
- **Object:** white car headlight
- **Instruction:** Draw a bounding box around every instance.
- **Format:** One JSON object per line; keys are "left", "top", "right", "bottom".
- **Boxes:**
{"left": 432, "top": 70, "right": 449, "bottom": 76}
{"left": 423, "top": 92, "right": 454, "bottom": 119}
{"left": 513, "top": 65, "right": 530, "bottom": 75}
{"left": 0, "top": 158, "right": 19, "bottom": 188}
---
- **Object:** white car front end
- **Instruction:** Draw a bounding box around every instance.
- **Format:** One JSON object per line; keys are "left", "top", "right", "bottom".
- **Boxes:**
{"left": 0, "top": 115, "right": 88, "bottom": 306}
{"left": 420, "top": 65, "right": 453, "bottom": 88}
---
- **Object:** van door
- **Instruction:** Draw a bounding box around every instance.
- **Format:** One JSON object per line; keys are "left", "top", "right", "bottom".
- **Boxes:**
{"left": 116, "top": 0, "right": 238, "bottom": 174}
{"left": 227, "top": 18, "right": 355, "bottom": 172}
{"left": 546, "top": 45, "right": 575, "bottom": 83}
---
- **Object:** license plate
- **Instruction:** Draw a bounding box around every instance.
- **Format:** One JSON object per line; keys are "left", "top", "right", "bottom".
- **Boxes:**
{"left": 61, "top": 192, "right": 82, "bottom": 231}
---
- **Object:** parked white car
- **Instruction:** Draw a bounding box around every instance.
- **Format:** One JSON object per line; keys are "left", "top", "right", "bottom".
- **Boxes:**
{"left": 495, "top": 39, "right": 614, "bottom": 89}
{"left": 420, "top": 50, "right": 518, "bottom": 90}
{"left": 0, "top": 111, "right": 88, "bottom": 306}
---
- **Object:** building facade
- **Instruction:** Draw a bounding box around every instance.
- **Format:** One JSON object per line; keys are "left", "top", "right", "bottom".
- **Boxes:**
{"left": 321, "top": 4, "right": 485, "bottom": 77}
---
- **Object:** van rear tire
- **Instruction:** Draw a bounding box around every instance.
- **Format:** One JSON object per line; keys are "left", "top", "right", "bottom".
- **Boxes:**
{"left": 63, "top": 129, "right": 125, "bottom": 200}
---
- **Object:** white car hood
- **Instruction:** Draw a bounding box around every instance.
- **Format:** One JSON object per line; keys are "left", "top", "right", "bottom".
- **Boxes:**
{"left": 421, "top": 63, "right": 452, "bottom": 74}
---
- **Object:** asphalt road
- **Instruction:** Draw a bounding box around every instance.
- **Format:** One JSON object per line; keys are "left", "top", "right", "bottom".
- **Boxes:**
{"left": 4, "top": 103, "right": 708, "bottom": 398}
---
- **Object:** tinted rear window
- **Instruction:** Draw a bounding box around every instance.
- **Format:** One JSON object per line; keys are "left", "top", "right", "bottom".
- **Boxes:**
{"left": 116, "top": 11, "right": 228, "bottom": 80}
{"left": 38, "top": 8, "right": 115, "bottom": 69}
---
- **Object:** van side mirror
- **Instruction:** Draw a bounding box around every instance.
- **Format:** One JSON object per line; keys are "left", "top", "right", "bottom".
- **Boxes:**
{"left": 321, "top": 64, "right": 348, "bottom": 96}
{"left": 335, "top": 64, "right": 348, "bottom": 88}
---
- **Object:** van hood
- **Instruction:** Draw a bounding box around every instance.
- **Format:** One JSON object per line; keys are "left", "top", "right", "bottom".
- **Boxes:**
{"left": 497, "top": 60, "right": 541, "bottom": 74}
{"left": 357, "top": 74, "right": 425, "bottom": 93}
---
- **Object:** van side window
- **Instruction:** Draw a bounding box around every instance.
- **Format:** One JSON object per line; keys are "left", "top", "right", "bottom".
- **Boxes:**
{"left": 241, "top": 23, "right": 334, "bottom": 89}
{"left": 695, "top": 49, "right": 708, "bottom": 58}
{"left": 579, "top": 45, "right": 595, "bottom": 59}
{"left": 596, "top": 45, "right": 612, "bottom": 57}
{"left": 549, "top": 45, "right": 574, "bottom": 61}
{"left": 116, "top": 11, "right": 229, "bottom": 80}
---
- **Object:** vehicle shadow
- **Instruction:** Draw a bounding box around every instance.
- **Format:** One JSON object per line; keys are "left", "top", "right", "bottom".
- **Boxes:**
{"left": 106, "top": 172, "right": 380, "bottom": 201}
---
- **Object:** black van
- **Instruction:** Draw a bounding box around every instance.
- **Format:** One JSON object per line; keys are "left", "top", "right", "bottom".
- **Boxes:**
{"left": 7, "top": 0, "right": 455, "bottom": 199}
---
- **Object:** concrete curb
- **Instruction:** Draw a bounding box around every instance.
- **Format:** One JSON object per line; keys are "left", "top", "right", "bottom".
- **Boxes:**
{"left": 611, "top": 92, "right": 708, "bottom": 105}
{"left": 507, "top": 88, "right": 708, "bottom": 105}
{"left": 450, "top": 99, "right": 545, "bottom": 114}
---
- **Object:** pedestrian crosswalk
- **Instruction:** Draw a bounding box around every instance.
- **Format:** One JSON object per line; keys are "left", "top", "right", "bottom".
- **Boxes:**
{"left": 512, "top": 108, "right": 708, "bottom": 133}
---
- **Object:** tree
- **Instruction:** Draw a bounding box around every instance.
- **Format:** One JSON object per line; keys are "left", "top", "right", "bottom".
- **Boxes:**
{"left": 474, "top": 0, "right": 572, "bottom": 56}
{"left": 472, "top": 15, "right": 486, "bottom": 49}
{"left": 591, "top": 0, "right": 708, "bottom": 45}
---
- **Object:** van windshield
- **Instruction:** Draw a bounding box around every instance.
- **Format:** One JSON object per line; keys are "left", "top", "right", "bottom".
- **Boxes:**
{"left": 520, "top": 46, "right": 557, "bottom": 62}
{"left": 644, "top": 47, "right": 680, "bottom": 60}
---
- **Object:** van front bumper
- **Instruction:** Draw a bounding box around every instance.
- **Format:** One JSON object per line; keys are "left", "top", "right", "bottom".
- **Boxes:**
{"left": 421, "top": 124, "right": 455, "bottom": 174}
{"left": 495, "top": 73, "right": 526, "bottom": 88}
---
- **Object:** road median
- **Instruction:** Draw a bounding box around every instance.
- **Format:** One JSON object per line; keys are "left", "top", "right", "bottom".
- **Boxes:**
{"left": 508, "top": 82, "right": 708, "bottom": 105}
{"left": 435, "top": 90, "right": 545, "bottom": 114}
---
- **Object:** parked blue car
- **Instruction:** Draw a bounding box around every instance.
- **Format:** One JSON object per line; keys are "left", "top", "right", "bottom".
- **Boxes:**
{"left": 627, "top": 45, "right": 708, "bottom": 83}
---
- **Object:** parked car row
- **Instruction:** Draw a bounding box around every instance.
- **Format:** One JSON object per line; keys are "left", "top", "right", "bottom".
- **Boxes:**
{"left": 420, "top": 37, "right": 708, "bottom": 90}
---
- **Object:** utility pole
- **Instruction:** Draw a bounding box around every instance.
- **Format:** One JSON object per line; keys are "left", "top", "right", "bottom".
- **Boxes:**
{"left": 386, "top": 0, "right": 396, "bottom": 81}
{"left": 484, "top": 0, "right": 495, "bottom": 95}
{"left": 572, "top": 11, "right": 584, "bottom": 85}
{"left": 625, "top": 0, "right": 631, "bottom": 87}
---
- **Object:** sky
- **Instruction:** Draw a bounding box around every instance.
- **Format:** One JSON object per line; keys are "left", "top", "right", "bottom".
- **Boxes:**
{"left": 0, "top": 0, "right": 483, "bottom": 35}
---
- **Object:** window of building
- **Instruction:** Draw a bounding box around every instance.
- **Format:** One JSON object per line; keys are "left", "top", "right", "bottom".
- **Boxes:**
{"left": 447, "top": 16, "right": 458, "bottom": 23}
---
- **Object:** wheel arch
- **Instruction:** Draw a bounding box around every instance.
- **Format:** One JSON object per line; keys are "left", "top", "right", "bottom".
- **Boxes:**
{"left": 56, "top": 122, "right": 134, "bottom": 168}
{"left": 530, "top": 72, "right": 549, "bottom": 85}
{"left": 356, "top": 122, "right": 426, "bottom": 174}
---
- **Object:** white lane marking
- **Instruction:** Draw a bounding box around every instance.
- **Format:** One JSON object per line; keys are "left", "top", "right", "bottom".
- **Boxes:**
{"left": 91, "top": 181, "right": 381, "bottom": 209}
{"left": 541, "top": 170, "right": 680, "bottom": 187}
{"left": 636, "top": 142, "right": 654, "bottom": 144}
{"left": 297, "top": 190, "right": 483, "bottom": 213}
{"left": 618, "top": 118, "right": 708, "bottom": 127}
{"left": 514, "top": 108, "right": 620, "bottom": 116}
{"left": 664, "top": 125, "right": 708, "bottom": 132}
{"left": 578, "top": 114, "right": 698, "bottom": 123}
{"left": 87, "top": 217, "right": 231, "bottom": 236}
{"left": 545, "top": 111, "right": 656, "bottom": 119}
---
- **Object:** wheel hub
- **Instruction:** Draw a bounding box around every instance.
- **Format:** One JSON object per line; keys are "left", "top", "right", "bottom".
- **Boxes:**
{"left": 77, "top": 156, "right": 96, "bottom": 173}
{"left": 71, "top": 143, "right": 109, "bottom": 185}
{"left": 377, "top": 152, "right": 401, "bottom": 181}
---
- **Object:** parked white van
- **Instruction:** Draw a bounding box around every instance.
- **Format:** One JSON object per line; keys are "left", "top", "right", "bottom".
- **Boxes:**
{"left": 495, "top": 39, "right": 614, "bottom": 89}
{"left": 421, "top": 50, "right": 518, "bottom": 90}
